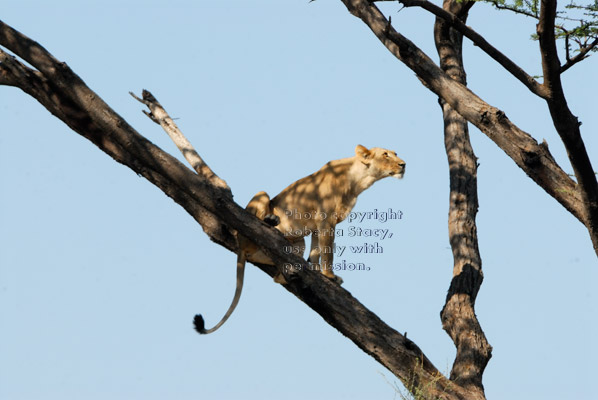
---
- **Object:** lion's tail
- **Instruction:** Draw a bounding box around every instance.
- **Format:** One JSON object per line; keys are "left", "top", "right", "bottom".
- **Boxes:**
{"left": 194, "top": 252, "right": 246, "bottom": 334}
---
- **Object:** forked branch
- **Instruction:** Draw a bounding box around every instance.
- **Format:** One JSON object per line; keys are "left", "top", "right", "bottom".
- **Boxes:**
{"left": 560, "top": 37, "right": 598, "bottom": 72}
{"left": 340, "top": 0, "right": 585, "bottom": 225}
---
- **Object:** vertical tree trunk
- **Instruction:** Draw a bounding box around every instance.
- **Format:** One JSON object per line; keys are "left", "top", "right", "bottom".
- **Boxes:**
{"left": 434, "top": 2, "right": 492, "bottom": 398}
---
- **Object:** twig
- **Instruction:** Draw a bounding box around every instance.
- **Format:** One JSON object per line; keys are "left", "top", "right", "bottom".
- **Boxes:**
{"left": 560, "top": 37, "right": 598, "bottom": 73}
{"left": 489, "top": 0, "right": 540, "bottom": 18}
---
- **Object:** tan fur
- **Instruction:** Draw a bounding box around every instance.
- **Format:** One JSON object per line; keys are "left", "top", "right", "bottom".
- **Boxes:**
{"left": 194, "top": 145, "right": 405, "bottom": 334}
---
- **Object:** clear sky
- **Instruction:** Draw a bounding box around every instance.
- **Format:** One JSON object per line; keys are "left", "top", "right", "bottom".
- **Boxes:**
{"left": 1, "top": 1, "right": 596, "bottom": 399}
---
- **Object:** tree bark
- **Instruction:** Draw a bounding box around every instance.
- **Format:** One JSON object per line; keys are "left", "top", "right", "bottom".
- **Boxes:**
{"left": 339, "top": 0, "right": 598, "bottom": 255}
{"left": 434, "top": 2, "right": 491, "bottom": 398}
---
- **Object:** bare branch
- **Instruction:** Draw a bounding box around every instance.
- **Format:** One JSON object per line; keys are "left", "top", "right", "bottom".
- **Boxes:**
{"left": 130, "top": 90, "right": 230, "bottom": 191}
{"left": 374, "top": 0, "right": 550, "bottom": 98}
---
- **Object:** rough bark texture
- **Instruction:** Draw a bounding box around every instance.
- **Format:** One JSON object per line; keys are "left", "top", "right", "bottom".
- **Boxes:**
{"left": 0, "top": 20, "right": 471, "bottom": 400}
{"left": 434, "top": 2, "right": 491, "bottom": 399}
{"left": 341, "top": 0, "right": 596, "bottom": 253}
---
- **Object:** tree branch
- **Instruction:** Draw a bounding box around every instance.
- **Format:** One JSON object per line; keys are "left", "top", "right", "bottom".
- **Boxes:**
{"left": 0, "top": 20, "right": 472, "bottom": 400}
{"left": 0, "top": 50, "right": 18, "bottom": 86}
{"left": 537, "top": 0, "right": 598, "bottom": 253}
{"left": 434, "top": 2, "right": 491, "bottom": 397}
{"left": 560, "top": 37, "right": 598, "bottom": 73}
{"left": 538, "top": 0, "right": 561, "bottom": 89}
{"left": 341, "top": 0, "right": 585, "bottom": 225}
{"left": 374, "top": 0, "right": 550, "bottom": 98}
{"left": 0, "top": 49, "right": 89, "bottom": 131}
{"left": 487, "top": 0, "right": 539, "bottom": 18}
{"left": 129, "top": 90, "right": 230, "bottom": 190}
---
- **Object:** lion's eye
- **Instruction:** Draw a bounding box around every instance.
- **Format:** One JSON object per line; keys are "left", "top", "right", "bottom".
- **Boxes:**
{"left": 383, "top": 152, "right": 388, "bottom": 157}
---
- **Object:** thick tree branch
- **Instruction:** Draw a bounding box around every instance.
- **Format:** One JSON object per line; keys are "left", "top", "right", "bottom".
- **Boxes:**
{"left": 537, "top": 0, "right": 598, "bottom": 253}
{"left": 1, "top": 44, "right": 235, "bottom": 249}
{"left": 340, "top": 0, "right": 585, "bottom": 226}
{"left": 0, "top": 20, "right": 473, "bottom": 400}
{"left": 434, "top": 2, "right": 491, "bottom": 398}
{"left": 0, "top": 50, "right": 17, "bottom": 86}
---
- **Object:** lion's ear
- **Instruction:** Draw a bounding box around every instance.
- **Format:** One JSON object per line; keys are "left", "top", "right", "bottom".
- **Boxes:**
{"left": 355, "top": 145, "right": 371, "bottom": 164}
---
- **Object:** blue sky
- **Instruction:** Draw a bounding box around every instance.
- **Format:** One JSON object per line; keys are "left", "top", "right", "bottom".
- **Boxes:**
{"left": 1, "top": 1, "right": 596, "bottom": 399}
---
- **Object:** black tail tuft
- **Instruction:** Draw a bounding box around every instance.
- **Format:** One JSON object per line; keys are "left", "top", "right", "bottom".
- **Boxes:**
{"left": 193, "top": 314, "right": 207, "bottom": 334}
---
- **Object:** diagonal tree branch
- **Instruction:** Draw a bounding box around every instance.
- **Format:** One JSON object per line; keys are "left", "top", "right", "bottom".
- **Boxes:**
{"left": 0, "top": 20, "right": 473, "bottom": 400}
{"left": 340, "top": 0, "right": 585, "bottom": 228}
{"left": 0, "top": 50, "right": 17, "bottom": 86}
{"left": 379, "top": 0, "right": 551, "bottom": 98}
{"left": 130, "top": 90, "right": 230, "bottom": 190}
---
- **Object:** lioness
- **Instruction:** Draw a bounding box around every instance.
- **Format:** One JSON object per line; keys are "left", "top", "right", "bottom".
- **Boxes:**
{"left": 195, "top": 145, "right": 405, "bottom": 334}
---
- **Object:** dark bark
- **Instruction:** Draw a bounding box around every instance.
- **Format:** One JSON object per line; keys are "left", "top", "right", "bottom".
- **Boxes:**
{"left": 537, "top": 0, "right": 598, "bottom": 254}
{"left": 434, "top": 2, "right": 491, "bottom": 398}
